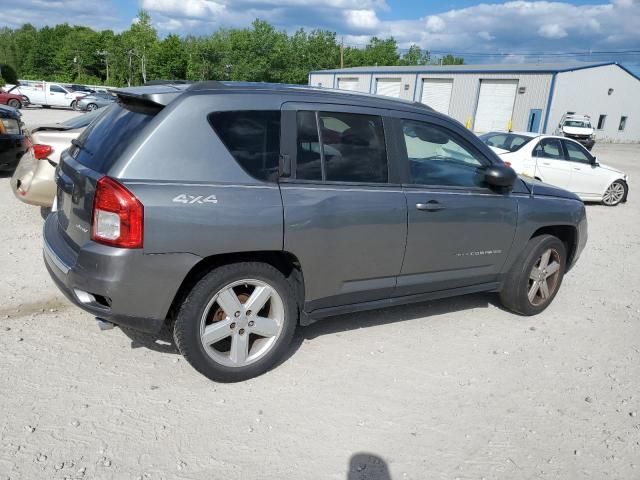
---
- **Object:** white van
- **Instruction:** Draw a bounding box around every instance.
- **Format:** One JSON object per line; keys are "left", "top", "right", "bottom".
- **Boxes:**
{"left": 8, "top": 81, "right": 86, "bottom": 109}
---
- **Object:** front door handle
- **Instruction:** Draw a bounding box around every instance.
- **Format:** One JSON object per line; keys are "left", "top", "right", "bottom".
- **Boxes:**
{"left": 416, "top": 200, "right": 444, "bottom": 212}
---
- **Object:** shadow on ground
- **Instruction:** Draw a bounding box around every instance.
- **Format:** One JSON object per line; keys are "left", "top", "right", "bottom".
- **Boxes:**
{"left": 348, "top": 453, "right": 392, "bottom": 480}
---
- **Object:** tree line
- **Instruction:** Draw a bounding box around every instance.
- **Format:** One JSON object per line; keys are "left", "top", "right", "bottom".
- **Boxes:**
{"left": 0, "top": 10, "right": 463, "bottom": 87}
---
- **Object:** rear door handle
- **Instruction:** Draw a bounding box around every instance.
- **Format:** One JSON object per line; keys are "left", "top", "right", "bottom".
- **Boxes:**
{"left": 416, "top": 200, "right": 444, "bottom": 212}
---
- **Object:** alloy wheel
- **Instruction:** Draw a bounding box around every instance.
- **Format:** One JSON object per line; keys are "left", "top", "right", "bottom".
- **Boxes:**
{"left": 528, "top": 248, "right": 561, "bottom": 306}
{"left": 602, "top": 182, "right": 625, "bottom": 206}
{"left": 199, "top": 279, "right": 285, "bottom": 368}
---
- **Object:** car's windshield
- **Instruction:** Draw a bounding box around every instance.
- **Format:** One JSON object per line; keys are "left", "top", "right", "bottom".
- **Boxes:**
{"left": 59, "top": 105, "right": 111, "bottom": 129}
{"left": 479, "top": 132, "right": 534, "bottom": 152}
{"left": 564, "top": 120, "right": 591, "bottom": 128}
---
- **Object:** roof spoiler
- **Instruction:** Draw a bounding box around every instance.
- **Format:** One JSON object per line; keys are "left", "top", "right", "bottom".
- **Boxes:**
{"left": 112, "top": 80, "right": 229, "bottom": 107}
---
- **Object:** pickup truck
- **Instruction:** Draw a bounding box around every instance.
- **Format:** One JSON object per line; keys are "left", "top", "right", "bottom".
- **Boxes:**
{"left": 7, "top": 82, "right": 86, "bottom": 109}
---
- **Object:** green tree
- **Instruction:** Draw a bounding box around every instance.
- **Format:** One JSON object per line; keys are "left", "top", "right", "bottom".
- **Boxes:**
{"left": 400, "top": 44, "right": 430, "bottom": 65}
{"left": 438, "top": 54, "right": 464, "bottom": 65}
{"left": 149, "top": 34, "right": 187, "bottom": 80}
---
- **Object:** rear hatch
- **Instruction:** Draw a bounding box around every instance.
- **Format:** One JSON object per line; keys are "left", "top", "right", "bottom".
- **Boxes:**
{"left": 55, "top": 100, "right": 162, "bottom": 249}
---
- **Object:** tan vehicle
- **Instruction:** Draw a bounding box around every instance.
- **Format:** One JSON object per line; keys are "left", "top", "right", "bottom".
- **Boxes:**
{"left": 11, "top": 108, "right": 105, "bottom": 208}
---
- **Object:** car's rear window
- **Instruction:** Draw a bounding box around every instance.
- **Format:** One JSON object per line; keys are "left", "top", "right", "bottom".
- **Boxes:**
{"left": 480, "top": 132, "right": 533, "bottom": 152}
{"left": 208, "top": 110, "right": 281, "bottom": 182}
{"left": 72, "top": 102, "right": 159, "bottom": 172}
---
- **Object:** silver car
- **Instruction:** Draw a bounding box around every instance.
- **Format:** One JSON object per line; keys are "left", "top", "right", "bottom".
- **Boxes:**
{"left": 76, "top": 92, "right": 115, "bottom": 111}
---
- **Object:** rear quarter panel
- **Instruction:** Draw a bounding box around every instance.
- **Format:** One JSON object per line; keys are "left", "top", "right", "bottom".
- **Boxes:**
{"left": 111, "top": 93, "right": 285, "bottom": 257}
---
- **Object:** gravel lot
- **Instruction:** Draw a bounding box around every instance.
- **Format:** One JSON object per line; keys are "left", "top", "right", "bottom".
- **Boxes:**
{"left": 1, "top": 107, "right": 639, "bottom": 480}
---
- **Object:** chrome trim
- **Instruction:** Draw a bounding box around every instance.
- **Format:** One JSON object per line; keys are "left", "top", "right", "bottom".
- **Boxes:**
{"left": 43, "top": 236, "right": 71, "bottom": 275}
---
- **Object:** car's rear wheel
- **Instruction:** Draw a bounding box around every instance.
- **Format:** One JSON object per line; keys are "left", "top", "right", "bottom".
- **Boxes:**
{"left": 7, "top": 99, "right": 21, "bottom": 109}
{"left": 173, "top": 262, "right": 298, "bottom": 382}
{"left": 602, "top": 180, "right": 627, "bottom": 206}
{"left": 500, "top": 235, "right": 566, "bottom": 315}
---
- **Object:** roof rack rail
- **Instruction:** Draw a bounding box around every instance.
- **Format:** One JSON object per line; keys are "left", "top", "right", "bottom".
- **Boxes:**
{"left": 144, "top": 80, "right": 195, "bottom": 86}
{"left": 187, "top": 80, "right": 228, "bottom": 91}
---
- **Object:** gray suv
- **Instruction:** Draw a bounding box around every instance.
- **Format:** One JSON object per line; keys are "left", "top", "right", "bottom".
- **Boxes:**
{"left": 43, "top": 82, "right": 587, "bottom": 382}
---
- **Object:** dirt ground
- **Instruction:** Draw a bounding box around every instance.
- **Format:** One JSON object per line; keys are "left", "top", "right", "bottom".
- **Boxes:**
{"left": 1, "top": 106, "right": 639, "bottom": 480}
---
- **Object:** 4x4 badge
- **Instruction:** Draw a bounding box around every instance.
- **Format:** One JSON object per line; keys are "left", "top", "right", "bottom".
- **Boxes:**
{"left": 172, "top": 194, "right": 218, "bottom": 205}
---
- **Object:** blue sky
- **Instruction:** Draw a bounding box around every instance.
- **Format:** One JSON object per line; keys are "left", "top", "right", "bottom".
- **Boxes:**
{"left": 2, "top": 0, "right": 639, "bottom": 73}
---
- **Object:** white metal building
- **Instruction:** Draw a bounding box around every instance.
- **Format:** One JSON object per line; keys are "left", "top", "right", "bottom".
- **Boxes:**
{"left": 309, "top": 62, "right": 640, "bottom": 142}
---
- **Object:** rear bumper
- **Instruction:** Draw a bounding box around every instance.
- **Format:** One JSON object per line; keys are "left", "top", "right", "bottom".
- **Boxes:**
{"left": 43, "top": 213, "right": 201, "bottom": 333}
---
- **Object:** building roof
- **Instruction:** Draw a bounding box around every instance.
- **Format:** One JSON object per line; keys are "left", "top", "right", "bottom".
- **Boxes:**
{"left": 311, "top": 61, "right": 632, "bottom": 76}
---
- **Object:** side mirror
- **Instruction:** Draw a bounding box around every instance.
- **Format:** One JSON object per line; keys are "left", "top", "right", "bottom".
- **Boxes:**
{"left": 591, "top": 156, "right": 599, "bottom": 166}
{"left": 485, "top": 164, "right": 517, "bottom": 188}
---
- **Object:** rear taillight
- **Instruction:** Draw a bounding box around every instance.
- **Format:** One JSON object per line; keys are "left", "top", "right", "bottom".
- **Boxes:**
{"left": 32, "top": 144, "right": 53, "bottom": 160}
{"left": 91, "top": 177, "right": 143, "bottom": 249}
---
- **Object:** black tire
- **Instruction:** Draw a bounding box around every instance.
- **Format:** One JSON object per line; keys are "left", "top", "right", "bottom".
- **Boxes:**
{"left": 499, "top": 234, "right": 566, "bottom": 316}
{"left": 40, "top": 206, "right": 52, "bottom": 220}
{"left": 173, "top": 262, "right": 298, "bottom": 382}
{"left": 42, "top": 105, "right": 51, "bottom": 109}
{"left": 23, "top": 96, "right": 30, "bottom": 106}
{"left": 70, "top": 100, "right": 78, "bottom": 110}
{"left": 7, "top": 99, "right": 21, "bottom": 109}
{"left": 87, "top": 103, "right": 98, "bottom": 111}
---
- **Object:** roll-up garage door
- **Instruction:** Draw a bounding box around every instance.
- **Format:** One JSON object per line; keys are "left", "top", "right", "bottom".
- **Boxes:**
{"left": 337, "top": 77, "right": 360, "bottom": 91}
{"left": 474, "top": 80, "right": 518, "bottom": 132}
{"left": 375, "top": 78, "right": 401, "bottom": 98}
{"left": 420, "top": 79, "right": 453, "bottom": 114}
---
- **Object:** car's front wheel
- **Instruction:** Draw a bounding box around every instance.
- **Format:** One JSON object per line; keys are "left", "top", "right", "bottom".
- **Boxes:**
{"left": 70, "top": 100, "right": 78, "bottom": 110}
{"left": 173, "top": 262, "right": 298, "bottom": 382}
{"left": 86, "top": 103, "right": 98, "bottom": 111}
{"left": 500, "top": 234, "right": 566, "bottom": 315}
{"left": 602, "top": 180, "right": 627, "bottom": 206}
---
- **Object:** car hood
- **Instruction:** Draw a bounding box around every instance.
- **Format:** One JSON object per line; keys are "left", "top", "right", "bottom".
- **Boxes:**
{"left": 521, "top": 177, "right": 582, "bottom": 201}
{"left": 562, "top": 126, "right": 593, "bottom": 135}
{"left": 597, "top": 162, "right": 625, "bottom": 176}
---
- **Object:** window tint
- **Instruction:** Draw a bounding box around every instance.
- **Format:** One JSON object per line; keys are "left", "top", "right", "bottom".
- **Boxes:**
{"left": 296, "top": 111, "right": 322, "bottom": 181}
{"left": 50, "top": 85, "right": 66, "bottom": 93}
{"left": 564, "top": 141, "right": 592, "bottom": 163}
{"left": 319, "top": 112, "right": 387, "bottom": 183}
{"left": 619, "top": 116, "right": 627, "bottom": 131}
{"left": 597, "top": 114, "right": 606, "bottom": 130}
{"left": 480, "top": 132, "right": 533, "bottom": 152}
{"left": 533, "top": 139, "right": 564, "bottom": 160}
{"left": 209, "top": 110, "right": 281, "bottom": 182}
{"left": 402, "top": 119, "right": 485, "bottom": 188}
{"left": 74, "top": 102, "right": 159, "bottom": 173}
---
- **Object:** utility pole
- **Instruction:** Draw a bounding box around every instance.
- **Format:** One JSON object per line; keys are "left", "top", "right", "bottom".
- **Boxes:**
{"left": 340, "top": 37, "right": 344, "bottom": 69}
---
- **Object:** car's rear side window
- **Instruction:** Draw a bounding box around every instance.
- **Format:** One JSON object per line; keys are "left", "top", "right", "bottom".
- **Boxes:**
{"left": 73, "top": 102, "right": 158, "bottom": 173}
{"left": 209, "top": 110, "right": 281, "bottom": 182}
{"left": 295, "top": 110, "right": 388, "bottom": 184}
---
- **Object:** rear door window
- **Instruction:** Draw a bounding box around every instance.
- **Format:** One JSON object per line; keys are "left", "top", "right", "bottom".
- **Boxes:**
{"left": 209, "top": 110, "right": 281, "bottom": 182}
{"left": 533, "top": 139, "right": 565, "bottom": 160}
{"left": 293, "top": 110, "right": 388, "bottom": 184}
{"left": 73, "top": 102, "right": 159, "bottom": 173}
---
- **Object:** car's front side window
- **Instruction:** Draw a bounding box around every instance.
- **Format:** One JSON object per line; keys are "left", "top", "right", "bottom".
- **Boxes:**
{"left": 401, "top": 119, "right": 485, "bottom": 188}
{"left": 533, "top": 139, "right": 564, "bottom": 160}
{"left": 564, "top": 140, "right": 592, "bottom": 164}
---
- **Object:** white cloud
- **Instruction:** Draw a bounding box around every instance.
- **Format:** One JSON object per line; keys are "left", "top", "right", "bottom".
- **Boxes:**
{"left": 538, "top": 24, "right": 568, "bottom": 39}
{"left": 344, "top": 9, "right": 380, "bottom": 30}
{"left": 0, "top": 0, "right": 122, "bottom": 30}
{"left": 425, "top": 15, "right": 445, "bottom": 33}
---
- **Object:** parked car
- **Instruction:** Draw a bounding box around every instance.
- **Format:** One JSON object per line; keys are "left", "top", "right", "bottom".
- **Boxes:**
{"left": 76, "top": 92, "right": 115, "bottom": 111}
{"left": 0, "top": 104, "right": 27, "bottom": 173}
{"left": 68, "top": 84, "right": 95, "bottom": 94}
{"left": 5, "top": 85, "right": 30, "bottom": 106}
{"left": 554, "top": 113, "right": 595, "bottom": 150}
{"left": 11, "top": 107, "right": 108, "bottom": 207}
{"left": 480, "top": 131, "right": 629, "bottom": 206}
{"left": 43, "top": 82, "right": 588, "bottom": 382}
{"left": 0, "top": 87, "right": 25, "bottom": 109}
{"left": 9, "top": 81, "right": 87, "bottom": 109}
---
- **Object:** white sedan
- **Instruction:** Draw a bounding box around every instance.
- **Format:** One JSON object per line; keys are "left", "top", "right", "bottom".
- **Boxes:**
{"left": 480, "top": 132, "right": 629, "bottom": 206}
